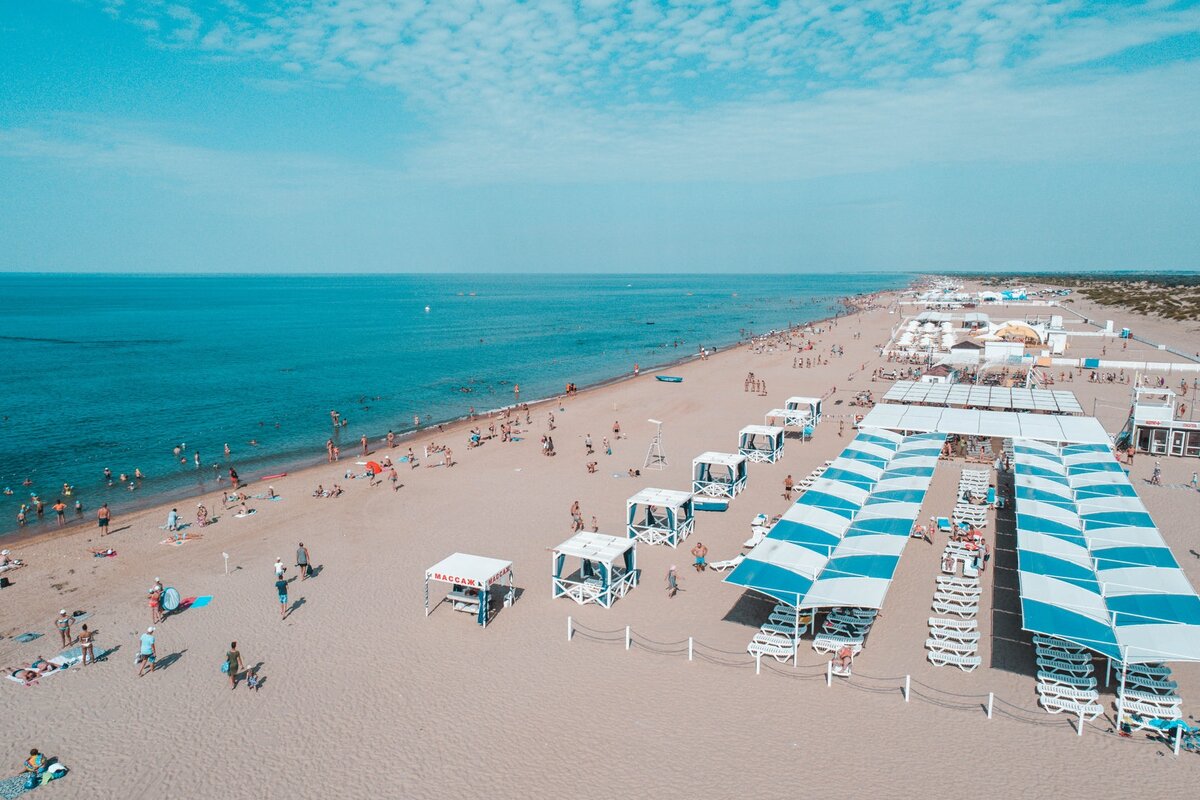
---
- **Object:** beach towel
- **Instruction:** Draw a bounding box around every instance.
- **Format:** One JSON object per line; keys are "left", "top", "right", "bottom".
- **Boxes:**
{"left": 0, "top": 772, "right": 30, "bottom": 799}
{"left": 6, "top": 655, "right": 78, "bottom": 685}
{"left": 13, "top": 633, "right": 42, "bottom": 643}
{"left": 188, "top": 595, "right": 213, "bottom": 608}
{"left": 234, "top": 510, "right": 256, "bottom": 518}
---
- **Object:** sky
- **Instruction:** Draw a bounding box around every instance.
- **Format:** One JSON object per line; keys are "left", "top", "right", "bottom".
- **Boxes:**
{"left": 0, "top": 0, "right": 1198, "bottom": 273}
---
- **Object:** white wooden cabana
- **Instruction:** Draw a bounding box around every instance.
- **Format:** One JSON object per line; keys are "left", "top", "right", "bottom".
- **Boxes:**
{"left": 765, "top": 396, "right": 822, "bottom": 434}
{"left": 551, "top": 532, "right": 638, "bottom": 608}
{"left": 627, "top": 488, "right": 695, "bottom": 547}
{"left": 424, "top": 552, "right": 515, "bottom": 628}
{"left": 738, "top": 424, "right": 785, "bottom": 463}
{"left": 692, "top": 451, "right": 748, "bottom": 498}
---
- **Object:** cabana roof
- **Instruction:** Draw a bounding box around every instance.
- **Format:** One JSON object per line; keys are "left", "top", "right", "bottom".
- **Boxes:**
{"left": 692, "top": 451, "right": 747, "bottom": 467}
{"left": 554, "top": 532, "right": 634, "bottom": 564}
{"left": 425, "top": 553, "right": 513, "bottom": 589}
{"left": 739, "top": 424, "right": 784, "bottom": 437}
{"left": 880, "top": 381, "right": 1083, "bottom": 415}
{"left": 627, "top": 488, "right": 693, "bottom": 508}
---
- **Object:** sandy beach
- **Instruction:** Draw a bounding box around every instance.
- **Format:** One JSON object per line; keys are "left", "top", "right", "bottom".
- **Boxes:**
{"left": 3, "top": 284, "right": 1199, "bottom": 799}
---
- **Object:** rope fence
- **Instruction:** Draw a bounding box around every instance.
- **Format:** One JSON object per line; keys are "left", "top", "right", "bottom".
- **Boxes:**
{"left": 565, "top": 616, "right": 1196, "bottom": 758}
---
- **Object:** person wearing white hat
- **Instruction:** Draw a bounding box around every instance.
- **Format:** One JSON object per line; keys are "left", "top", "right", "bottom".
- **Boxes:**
{"left": 149, "top": 584, "right": 163, "bottom": 625}
{"left": 137, "top": 627, "right": 156, "bottom": 676}
{"left": 56, "top": 609, "right": 73, "bottom": 647}
{"left": 274, "top": 558, "right": 285, "bottom": 578}
{"left": 666, "top": 565, "right": 678, "bottom": 598}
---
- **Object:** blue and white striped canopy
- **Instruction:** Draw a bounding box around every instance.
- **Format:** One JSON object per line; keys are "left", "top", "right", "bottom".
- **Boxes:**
{"left": 725, "top": 431, "right": 944, "bottom": 610}
{"left": 1014, "top": 441, "right": 1200, "bottom": 663}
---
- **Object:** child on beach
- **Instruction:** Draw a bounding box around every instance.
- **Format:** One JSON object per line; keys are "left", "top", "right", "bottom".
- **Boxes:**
{"left": 666, "top": 565, "right": 678, "bottom": 598}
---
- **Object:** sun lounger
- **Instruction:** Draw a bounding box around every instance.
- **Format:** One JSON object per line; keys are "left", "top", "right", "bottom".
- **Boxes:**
{"left": 1123, "top": 675, "right": 1178, "bottom": 694}
{"left": 932, "top": 600, "right": 978, "bottom": 618}
{"left": 936, "top": 516, "right": 952, "bottom": 532}
{"left": 934, "top": 585, "right": 981, "bottom": 601}
{"left": 1118, "top": 688, "right": 1182, "bottom": 708}
{"left": 1125, "top": 663, "right": 1171, "bottom": 679}
{"left": 747, "top": 632, "right": 798, "bottom": 663}
{"left": 925, "top": 638, "right": 978, "bottom": 655}
{"left": 750, "top": 513, "right": 768, "bottom": 529}
{"left": 829, "top": 607, "right": 877, "bottom": 620}
{"left": 937, "top": 576, "right": 980, "bottom": 590}
{"left": 1035, "top": 647, "right": 1091, "bottom": 665}
{"left": 1119, "top": 700, "right": 1183, "bottom": 722}
{"left": 707, "top": 554, "right": 744, "bottom": 573}
{"left": 1037, "top": 670, "right": 1097, "bottom": 690}
{"left": 928, "top": 628, "right": 980, "bottom": 644}
{"left": 1037, "top": 683, "right": 1099, "bottom": 703}
{"left": 1036, "top": 657, "right": 1093, "bottom": 677}
{"left": 812, "top": 634, "right": 864, "bottom": 655}
{"left": 1032, "top": 635, "right": 1084, "bottom": 653}
{"left": 927, "top": 651, "right": 981, "bottom": 671}
{"left": 1039, "top": 695, "right": 1104, "bottom": 719}
{"left": 742, "top": 528, "right": 769, "bottom": 549}
{"left": 759, "top": 622, "right": 804, "bottom": 639}
{"left": 928, "top": 617, "right": 977, "bottom": 631}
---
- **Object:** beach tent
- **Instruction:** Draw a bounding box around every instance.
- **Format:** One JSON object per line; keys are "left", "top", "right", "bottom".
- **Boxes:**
{"left": 551, "top": 532, "right": 637, "bottom": 608}
{"left": 627, "top": 488, "right": 695, "bottom": 547}
{"left": 692, "top": 452, "right": 748, "bottom": 498}
{"left": 738, "top": 425, "right": 785, "bottom": 463}
{"left": 424, "top": 553, "right": 515, "bottom": 628}
{"left": 765, "top": 396, "right": 822, "bottom": 433}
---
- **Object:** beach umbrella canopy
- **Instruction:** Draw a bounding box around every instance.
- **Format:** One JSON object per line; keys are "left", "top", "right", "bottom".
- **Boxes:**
{"left": 366, "top": 461, "right": 383, "bottom": 474}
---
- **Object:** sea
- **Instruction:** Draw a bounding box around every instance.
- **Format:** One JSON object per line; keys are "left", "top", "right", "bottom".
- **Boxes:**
{"left": 0, "top": 272, "right": 909, "bottom": 537}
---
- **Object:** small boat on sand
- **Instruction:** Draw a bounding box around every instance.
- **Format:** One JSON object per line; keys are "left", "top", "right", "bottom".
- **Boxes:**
{"left": 694, "top": 497, "right": 729, "bottom": 512}
{"left": 656, "top": 376, "right": 683, "bottom": 383}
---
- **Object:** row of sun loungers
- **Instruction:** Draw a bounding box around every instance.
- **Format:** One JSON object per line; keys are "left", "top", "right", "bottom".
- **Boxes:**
{"left": 1118, "top": 661, "right": 1183, "bottom": 729}
{"left": 813, "top": 607, "right": 875, "bottom": 655}
{"left": 794, "top": 460, "right": 834, "bottom": 494}
{"left": 1034, "top": 636, "right": 1103, "bottom": 720}
{"left": 747, "top": 603, "right": 814, "bottom": 662}
{"left": 928, "top": 574, "right": 982, "bottom": 671}
{"left": 951, "top": 503, "right": 987, "bottom": 529}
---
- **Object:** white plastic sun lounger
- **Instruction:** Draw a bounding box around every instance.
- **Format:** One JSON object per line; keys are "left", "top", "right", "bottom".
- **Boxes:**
{"left": 1037, "top": 683, "right": 1099, "bottom": 703}
{"left": 1118, "top": 699, "right": 1183, "bottom": 721}
{"left": 937, "top": 576, "right": 980, "bottom": 590}
{"left": 1037, "top": 671, "right": 1097, "bottom": 690}
{"left": 1125, "top": 663, "right": 1171, "bottom": 679}
{"left": 1118, "top": 688, "right": 1182, "bottom": 709}
{"left": 743, "top": 527, "right": 769, "bottom": 548}
{"left": 1123, "top": 675, "right": 1178, "bottom": 694}
{"left": 1036, "top": 657, "right": 1093, "bottom": 677}
{"left": 1034, "top": 647, "right": 1091, "bottom": 665}
{"left": 812, "top": 634, "right": 864, "bottom": 655}
{"left": 928, "top": 617, "right": 977, "bottom": 631}
{"left": 935, "top": 585, "right": 981, "bottom": 601}
{"left": 932, "top": 600, "right": 978, "bottom": 618}
{"left": 925, "top": 638, "right": 978, "bottom": 655}
{"left": 1033, "top": 635, "right": 1085, "bottom": 653}
{"left": 927, "top": 651, "right": 981, "bottom": 671}
{"left": 747, "top": 632, "right": 798, "bottom": 662}
{"left": 1039, "top": 695, "right": 1104, "bottom": 719}
{"left": 928, "top": 628, "right": 981, "bottom": 644}
{"left": 707, "top": 554, "right": 745, "bottom": 573}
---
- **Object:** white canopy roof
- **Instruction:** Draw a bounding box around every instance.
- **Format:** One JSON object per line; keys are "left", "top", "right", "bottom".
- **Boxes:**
{"left": 693, "top": 451, "right": 747, "bottom": 467}
{"left": 740, "top": 424, "right": 784, "bottom": 437}
{"left": 881, "top": 381, "right": 1083, "bottom": 415}
{"left": 859, "top": 404, "right": 1111, "bottom": 445}
{"left": 628, "top": 488, "right": 693, "bottom": 508}
{"left": 425, "top": 552, "right": 513, "bottom": 589}
{"left": 553, "top": 532, "right": 634, "bottom": 564}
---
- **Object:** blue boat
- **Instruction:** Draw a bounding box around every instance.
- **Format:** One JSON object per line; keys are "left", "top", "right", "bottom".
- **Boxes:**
{"left": 693, "top": 497, "right": 729, "bottom": 512}
{"left": 656, "top": 375, "right": 683, "bottom": 383}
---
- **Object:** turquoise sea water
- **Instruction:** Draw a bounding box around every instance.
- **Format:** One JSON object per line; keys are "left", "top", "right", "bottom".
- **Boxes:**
{"left": 0, "top": 273, "right": 908, "bottom": 536}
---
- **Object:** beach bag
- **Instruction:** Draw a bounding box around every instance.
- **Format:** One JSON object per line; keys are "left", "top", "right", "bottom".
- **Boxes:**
{"left": 221, "top": 661, "right": 229, "bottom": 673}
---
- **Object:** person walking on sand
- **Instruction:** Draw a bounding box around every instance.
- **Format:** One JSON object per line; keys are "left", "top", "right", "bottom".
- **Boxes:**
{"left": 97, "top": 503, "right": 110, "bottom": 536}
{"left": 79, "top": 624, "right": 95, "bottom": 665}
{"left": 274, "top": 558, "right": 286, "bottom": 579}
{"left": 784, "top": 474, "right": 794, "bottom": 501}
{"left": 389, "top": 466, "right": 399, "bottom": 490}
{"left": 691, "top": 542, "right": 708, "bottom": 572}
{"left": 666, "top": 565, "right": 678, "bottom": 598}
{"left": 603, "top": 436, "right": 611, "bottom": 456}
{"left": 613, "top": 420, "right": 621, "bottom": 439}
{"left": 296, "top": 542, "right": 311, "bottom": 580}
{"left": 56, "top": 610, "right": 72, "bottom": 647}
{"left": 276, "top": 574, "right": 289, "bottom": 619}
{"left": 137, "top": 627, "right": 156, "bottom": 676}
{"left": 225, "top": 641, "right": 243, "bottom": 689}
{"left": 585, "top": 434, "right": 593, "bottom": 455}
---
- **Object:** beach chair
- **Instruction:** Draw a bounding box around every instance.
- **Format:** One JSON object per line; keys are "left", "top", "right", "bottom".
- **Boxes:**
{"left": 747, "top": 632, "right": 798, "bottom": 663}
{"left": 927, "top": 651, "right": 981, "bottom": 671}
{"left": 742, "top": 527, "right": 769, "bottom": 549}
{"left": 936, "top": 576, "right": 980, "bottom": 590}
{"left": 812, "top": 633, "right": 864, "bottom": 655}
{"left": 750, "top": 513, "right": 768, "bottom": 529}
{"left": 1118, "top": 699, "right": 1183, "bottom": 723}
{"left": 1036, "top": 657, "right": 1093, "bottom": 677}
{"left": 1036, "top": 671, "right": 1097, "bottom": 690}
{"left": 1038, "top": 695, "right": 1104, "bottom": 720}
{"left": 934, "top": 585, "right": 981, "bottom": 601}
{"left": 1123, "top": 675, "right": 1178, "bottom": 694}
{"left": 936, "top": 516, "right": 952, "bottom": 533}
{"left": 925, "top": 638, "right": 978, "bottom": 655}
{"left": 1126, "top": 663, "right": 1172, "bottom": 680}
{"left": 928, "top": 617, "right": 977, "bottom": 632}
{"left": 1034, "top": 647, "right": 1091, "bottom": 665}
{"left": 932, "top": 599, "right": 978, "bottom": 618}
{"left": 928, "top": 628, "right": 980, "bottom": 645}
{"left": 1118, "top": 688, "right": 1182, "bottom": 710}
{"left": 1036, "top": 683, "right": 1099, "bottom": 704}
{"left": 1032, "top": 635, "right": 1084, "bottom": 653}
{"left": 707, "top": 554, "right": 744, "bottom": 573}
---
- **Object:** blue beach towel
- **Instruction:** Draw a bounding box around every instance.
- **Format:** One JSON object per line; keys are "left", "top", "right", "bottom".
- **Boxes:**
{"left": 13, "top": 633, "right": 42, "bottom": 643}
{"left": 190, "top": 595, "right": 213, "bottom": 608}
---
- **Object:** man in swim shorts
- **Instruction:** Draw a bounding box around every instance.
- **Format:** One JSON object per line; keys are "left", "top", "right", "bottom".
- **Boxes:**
{"left": 690, "top": 542, "right": 708, "bottom": 572}
{"left": 276, "top": 575, "right": 289, "bottom": 619}
{"left": 137, "top": 627, "right": 156, "bottom": 676}
{"left": 97, "top": 503, "right": 110, "bottom": 535}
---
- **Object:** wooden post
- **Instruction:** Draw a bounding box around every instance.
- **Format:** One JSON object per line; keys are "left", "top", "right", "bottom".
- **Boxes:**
{"left": 625, "top": 625, "right": 631, "bottom": 651}
{"left": 756, "top": 652, "right": 762, "bottom": 675}
{"left": 904, "top": 674, "right": 910, "bottom": 702}
{"left": 987, "top": 692, "right": 994, "bottom": 720}
{"left": 688, "top": 637, "right": 693, "bottom": 662}
{"left": 826, "top": 659, "right": 832, "bottom": 687}
{"left": 567, "top": 616, "right": 572, "bottom": 642}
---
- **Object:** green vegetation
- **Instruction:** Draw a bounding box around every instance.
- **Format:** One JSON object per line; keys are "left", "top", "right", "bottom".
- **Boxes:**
{"left": 972, "top": 272, "right": 1200, "bottom": 322}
